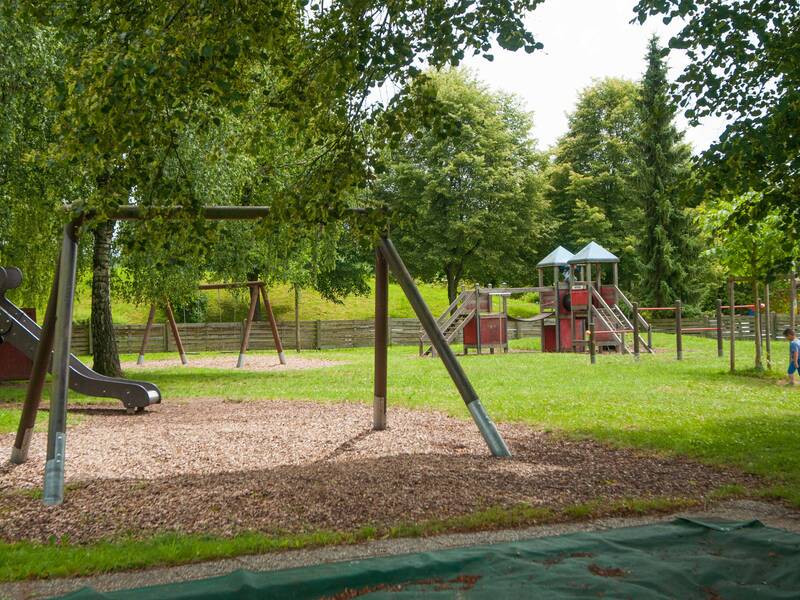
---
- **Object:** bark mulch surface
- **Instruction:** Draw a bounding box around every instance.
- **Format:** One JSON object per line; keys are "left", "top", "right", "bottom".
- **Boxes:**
{"left": 121, "top": 354, "right": 345, "bottom": 371}
{"left": 0, "top": 400, "right": 756, "bottom": 544}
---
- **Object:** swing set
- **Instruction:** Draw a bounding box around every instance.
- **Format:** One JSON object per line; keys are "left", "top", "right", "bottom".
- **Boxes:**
{"left": 16, "top": 205, "right": 511, "bottom": 507}
{"left": 137, "top": 281, "right": 286, "bottom": 368}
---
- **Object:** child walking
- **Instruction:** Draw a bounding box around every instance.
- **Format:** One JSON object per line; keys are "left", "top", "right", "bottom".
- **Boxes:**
{"left": 783, "top": 328, "right": 800, "bottom": 385}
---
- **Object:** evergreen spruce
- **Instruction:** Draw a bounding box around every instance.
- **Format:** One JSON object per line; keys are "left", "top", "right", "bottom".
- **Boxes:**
{"left": 635, "top": 36, "right": 693, "bottom": 307}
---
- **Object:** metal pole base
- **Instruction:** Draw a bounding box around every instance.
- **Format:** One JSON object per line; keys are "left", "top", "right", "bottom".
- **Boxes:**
{"left": 179, "top": 353, "right": 188, "bottom": 365}
{"left": 43, "top": 432, "right": 66, "bottom": 505}
{"left": 467, "top": 400, "right": 511, "bottom": 457}
{"left": 236, "top": 353, "right": 245, "bottom": 368}
{"left": 373, "top": 396, "right": 387, "bottom": 431}
{"left": 136, "top": 354, "right": 145, "bottom": 366}
{"left": 278, "top": 351, "right": 287, "bottom": 365}
{"left": 10, "top": 428, "right": 32, "bottom": 464}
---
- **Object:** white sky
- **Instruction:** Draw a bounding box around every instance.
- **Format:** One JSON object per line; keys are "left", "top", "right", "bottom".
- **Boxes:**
{"left": 462, "top": 0, "right": 729, "bottom": 154}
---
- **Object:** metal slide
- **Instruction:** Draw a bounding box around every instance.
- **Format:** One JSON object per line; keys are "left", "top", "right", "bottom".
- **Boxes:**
{"left": 0, "top": 268, "right": 161, "bottom": 412}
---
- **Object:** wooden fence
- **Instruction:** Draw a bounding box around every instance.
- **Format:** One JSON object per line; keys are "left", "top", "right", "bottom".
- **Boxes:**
{"left": 69, "top": 317, "right": 541, "bottom": 355}
{"left": 647, "top": 313, "right": 789, "bottom": 340}
{"left": 67, "top": 314, "right": 791, "bottom": 355}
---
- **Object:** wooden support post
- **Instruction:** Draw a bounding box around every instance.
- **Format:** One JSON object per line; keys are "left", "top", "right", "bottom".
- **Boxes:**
{"left": 633, "top": 302, "right": 640, "bottom": 360}
{"left": 728, "top": 278, "right": 736, "bottom": 372}
{"left": 137, "top": 304, "right": 157, "bottom": 365}
{"left": 378, "top": 238, "right": 510, "bottom": 457}
{"left": 373, "top": 248, "right": 388, "bottom": 430}
{"left": 11, "top": 256, "right": 60, "bottom": 464}
{"left": 675, "top": 300, "right": 683, "bottom": 361}
{"left": 43, "top": 222, "right": 79, "bottom": 505}
{"left": 589, "top": 320, "right": 596, "bottom": 364}
{"left": 237, "top": 285, "right": 259, "bottom": 368}
{"left": 474, "top": 284, "right": 482, "bottom": 355}
{"left": 765, "top": 283, "right": 772, "bottom": 370}
{"left": 586, "top": 263, "right": 593, "bottom": 354}
{"left": 259, "top": 285, "right": 286, "bottom": 365}
{"left": 569, "top": 265, "right": 576, "bottom": 351}
{"left": 501, "top": 294, "right": 509, "bottom": 353}
{"left": 753, "top": 280, "right": 763, "bottom": 371}
{"left": 294, "top": 285, "right": 301, "bottom": 352}
{"left": 715, "top": 299, "right": 723, "bottom": 358}
{"left": 164, "top": 300, "right": 187, "bottom": 365}
{"left": 553, "top": 266, "right": 560, "bottom": 352}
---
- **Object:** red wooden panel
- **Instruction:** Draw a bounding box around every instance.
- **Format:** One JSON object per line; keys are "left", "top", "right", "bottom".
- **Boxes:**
{"left": 0, "top": 308, "right": 35, "bottom": 381}
{"left": 571, "top": 288, "right": 589, "bottom": 309}
{"left": 464, "top": 314, "right": 507, "bottom": 346}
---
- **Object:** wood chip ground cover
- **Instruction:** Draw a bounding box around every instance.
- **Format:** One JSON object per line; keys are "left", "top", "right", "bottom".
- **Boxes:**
{"left": 0, "top": 400, "right": 755, "bottom": 545}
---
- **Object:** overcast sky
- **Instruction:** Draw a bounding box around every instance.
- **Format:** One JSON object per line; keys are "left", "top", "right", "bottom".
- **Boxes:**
{"left": 462, "top": 0, "right": 728, "bottom": 154}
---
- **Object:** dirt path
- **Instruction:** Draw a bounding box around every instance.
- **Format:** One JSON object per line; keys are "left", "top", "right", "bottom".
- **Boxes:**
{"left": 0, "top": 400, "right": 757, "bottom": 544}
{"left": 121, "top": 354, "right": 345, "bottom": 371}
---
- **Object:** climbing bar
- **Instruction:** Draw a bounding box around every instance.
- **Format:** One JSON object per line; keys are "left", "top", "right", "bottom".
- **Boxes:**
{"left": 720, "top": 304, "right": 764, "bottom": 310}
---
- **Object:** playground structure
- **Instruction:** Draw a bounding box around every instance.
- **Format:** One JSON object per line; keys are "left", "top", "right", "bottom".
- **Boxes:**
{"left": 420, "top": 241, "right": 654, "bottom": 357}
{"left": 136, "top": 281, "right": 286, "bottom": 368}
{"left": 0, "top": 267, "right": 161, "bottom": 434}
{"left": 421, "top": 241, "right": 798, "bottom": 367}
{"left": 7, "top": 205, "right": 511, "bottom": 507}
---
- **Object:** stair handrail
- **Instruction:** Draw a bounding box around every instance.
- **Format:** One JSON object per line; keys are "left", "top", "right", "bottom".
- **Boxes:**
{"left": 420, "top": 289, "right": 473, "bottom": 341}
{"left": 591, "top": 288, "right": 625, "bottom": 328}
{"left": 424, "top": 307, "right": 476, "bottom": 356}
{"left": 615, "top": 287, "right": 651, "bottom": 333}
{"left": 590, "top": 305, "right": 623, "bottom": 346}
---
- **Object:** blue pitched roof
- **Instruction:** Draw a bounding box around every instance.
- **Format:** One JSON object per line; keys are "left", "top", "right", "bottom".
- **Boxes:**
{"left": 536, "top": 246, "right": 575, "bottom": 268}
{"left": 567, "top": 241, "right": 619, "bottom": 264}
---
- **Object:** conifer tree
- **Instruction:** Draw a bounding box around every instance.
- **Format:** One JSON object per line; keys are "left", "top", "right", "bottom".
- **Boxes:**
{"left": 635, "top": 35, "right": 693, "bottom": 307}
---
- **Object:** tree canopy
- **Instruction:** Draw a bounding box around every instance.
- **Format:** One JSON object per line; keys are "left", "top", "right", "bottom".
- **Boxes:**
{"left": 633, "top": 0, "right": 800, "bottom": 221}
{"left": 373, "top": 69, "right": 548, "bottom": 302}
{"left": 546, "top": 78, "right": 641, "bottom": 286}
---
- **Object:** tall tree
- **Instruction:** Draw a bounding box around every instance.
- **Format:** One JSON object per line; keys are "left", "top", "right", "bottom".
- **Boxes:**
{"left": 633, "top": 1, "right": 800, "bottom": 223}
{"left": 374, "top": 69, "right": 549, "bottom": 303}
{"left": 634, "top": 36, "right": 693, "bottom": 307}
{"left": 546, "top": 78, "right": 641, "bottom": 286}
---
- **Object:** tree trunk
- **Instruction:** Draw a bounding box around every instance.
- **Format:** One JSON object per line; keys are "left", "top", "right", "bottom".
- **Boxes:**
{"left": 91, "top": 220, "right": 122, "bottom": 377}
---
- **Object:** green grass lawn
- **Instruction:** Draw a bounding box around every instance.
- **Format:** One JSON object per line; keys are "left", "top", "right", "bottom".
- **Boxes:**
{"left": 1, "top": 333, "right": 798, "bottom": 581}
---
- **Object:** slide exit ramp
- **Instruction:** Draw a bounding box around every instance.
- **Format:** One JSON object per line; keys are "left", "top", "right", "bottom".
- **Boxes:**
{"left": 0, "top": 267, "right": 160, "bottom": 412}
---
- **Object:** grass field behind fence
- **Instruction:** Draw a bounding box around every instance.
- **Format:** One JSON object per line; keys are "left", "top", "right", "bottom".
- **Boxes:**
{"left": 1, "top": 333, "right": 798, "bottom": 580}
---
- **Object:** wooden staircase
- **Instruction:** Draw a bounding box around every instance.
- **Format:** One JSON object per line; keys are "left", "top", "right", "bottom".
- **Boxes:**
{"left": 591, "top": 288, "right": 654, "bottom": 354}
{"left": 419, "top": 290, "right": 476, "bottom": 356}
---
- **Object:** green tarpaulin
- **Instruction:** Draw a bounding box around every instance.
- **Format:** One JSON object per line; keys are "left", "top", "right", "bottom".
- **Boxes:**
{"left": 58, "top": 519, "right": 800, "bottom": 599}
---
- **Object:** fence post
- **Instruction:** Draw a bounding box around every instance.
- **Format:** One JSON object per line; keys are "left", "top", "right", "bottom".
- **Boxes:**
{"left": 715, "top": 299, "right": 723, "bottom": 358}
{"left": 315, "top": 319, "right": 322, "bottom": 350}
{"left": 753, "top": 281, "right": 763, "bottom": 371}
{"left": 589, "top": 321, "right": 596, "bottom": 364}
{"left": 632, "top": 302, "right": 640, "bottom": 360}
{"left": 765, "top": 283, "right": 772, "bottom": 370}
{"left": 675, "top": 300, "right": 683, "bottom": 361}
{"left": 728, "top": 278, "right": 735, "bottom": 372}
